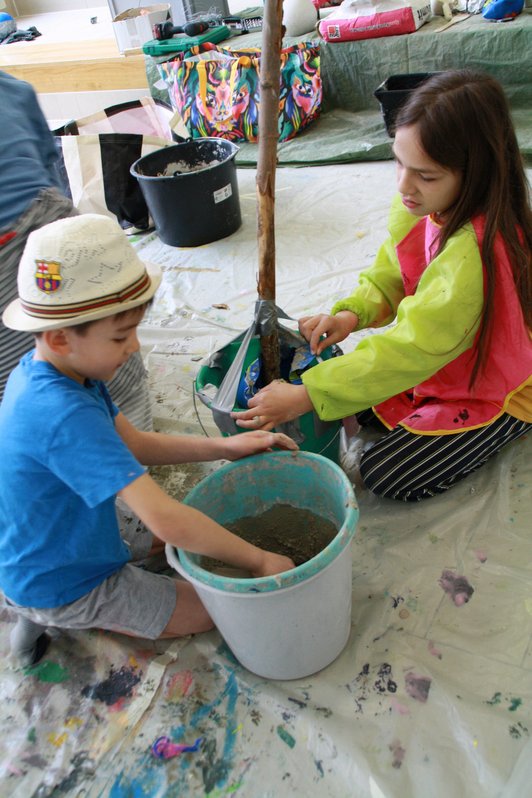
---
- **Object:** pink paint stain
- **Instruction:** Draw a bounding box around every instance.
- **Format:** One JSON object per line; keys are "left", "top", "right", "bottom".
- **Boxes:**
{"left": 165, "top": 670, "right": 194, "bottom": 702}
{"left": 428, "top": 640, "right": 442, "bottom": 659}
{"left": 390, "top": 698, "right": 411, "bottom": 716}
{"left": 108, "top": 696, "right": 127, "bottom": 713}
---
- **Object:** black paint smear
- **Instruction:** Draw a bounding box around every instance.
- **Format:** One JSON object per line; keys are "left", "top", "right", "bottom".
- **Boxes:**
{"left": 352, "top": 662, "right": 398, "bottom": 706}
{"left": 50, "top": 751, "right": 96, "bottom": 792}
{"left": 200, "top": 738, "right": 230, "bottom": 794}
{"left": 288, "top": 697, "right": 307, "bottom": 709}
{"left": 375, "top": 663, "right": 397, "bottom": 694}
{"left": 405, "top": 672, "right": 431, "bottom": 703}
{"left": 81, "top": 665, "right": 141, "bottom": 705}
{"left": 439, "top": 570, "right": 474, "bottom": 606}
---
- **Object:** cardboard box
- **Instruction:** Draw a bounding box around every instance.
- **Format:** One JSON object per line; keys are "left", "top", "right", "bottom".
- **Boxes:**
{"left": 112, "top": 4, "right": 171, "bottom": 54}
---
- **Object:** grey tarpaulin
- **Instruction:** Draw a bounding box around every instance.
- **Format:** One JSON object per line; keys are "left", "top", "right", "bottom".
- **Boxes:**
{"left": 2, "top": 161, "right": 531, "bottom": 798}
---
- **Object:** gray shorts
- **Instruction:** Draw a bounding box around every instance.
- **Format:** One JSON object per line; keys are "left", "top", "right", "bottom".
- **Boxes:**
{"left": 6, "top": 510, "right": 177, "bottom": 640}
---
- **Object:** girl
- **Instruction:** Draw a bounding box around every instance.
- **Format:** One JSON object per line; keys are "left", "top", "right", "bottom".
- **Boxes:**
{"left": 233, "top": 70, "right": 532, "bottom": 501}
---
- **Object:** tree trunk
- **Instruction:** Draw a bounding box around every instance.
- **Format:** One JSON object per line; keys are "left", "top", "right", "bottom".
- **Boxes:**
{"left": 256, "top": 0, "right": 283, "bottom": 384}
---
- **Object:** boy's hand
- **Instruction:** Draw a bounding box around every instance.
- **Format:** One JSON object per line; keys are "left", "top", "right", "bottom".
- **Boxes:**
{"left": 223, "top": 429, "right": 298, "bottom": 459}
{"left": 251, "top": 550, "right": 295, "bottom": 577}
{"left": 299, "top": 310, "right": 358, "bottom": 355}
{"left": 232, "top": 382, "right": 313, "bottom": 431}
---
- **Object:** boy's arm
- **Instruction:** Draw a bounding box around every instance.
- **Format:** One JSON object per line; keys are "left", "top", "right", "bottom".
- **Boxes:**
{"left": 115, "top": 412, "right": 297, "bottom": 466}
{"left": 119, "top": 473, "right": 294, "bottom": 577}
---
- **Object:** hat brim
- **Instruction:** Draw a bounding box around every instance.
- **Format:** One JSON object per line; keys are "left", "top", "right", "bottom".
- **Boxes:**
{"left": 3, "top": 261, "right": 162, "bottom": 333}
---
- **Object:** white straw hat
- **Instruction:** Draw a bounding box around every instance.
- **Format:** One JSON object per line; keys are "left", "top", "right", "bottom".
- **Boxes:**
{"left": 3, "top": 214, "right": 161, "bottom": 333}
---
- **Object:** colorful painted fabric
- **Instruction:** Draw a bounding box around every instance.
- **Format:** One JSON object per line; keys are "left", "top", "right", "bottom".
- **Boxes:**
{"left": 158, "top": 42, "right": 322, "bottom": 143}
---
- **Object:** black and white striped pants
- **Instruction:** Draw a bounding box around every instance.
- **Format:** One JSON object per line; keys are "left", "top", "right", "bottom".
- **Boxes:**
{"left": 0, "top": 188, "right": 152, "bottom": 430}
{"left": 357, "top": 409, "right": 531, "bottom": 502}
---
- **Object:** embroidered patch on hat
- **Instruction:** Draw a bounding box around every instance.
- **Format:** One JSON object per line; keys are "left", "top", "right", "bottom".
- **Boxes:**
{"left": 35, "top": 260, "right": 62, "bottom": 294}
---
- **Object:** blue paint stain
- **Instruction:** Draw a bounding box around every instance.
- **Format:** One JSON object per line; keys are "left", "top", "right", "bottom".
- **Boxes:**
{"left": 109, "top": 762, "right": 163, "bottom": 798}
{"left": 108, "top": 667, "right": 240, "bottom": 796}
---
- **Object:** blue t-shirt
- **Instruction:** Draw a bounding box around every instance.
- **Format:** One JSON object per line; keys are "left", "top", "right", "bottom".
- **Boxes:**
{"left": 0, "top": 71, "right": 63, "bottom": 229}
{"left": 0, "top": 352, "right": 146, "bottom": 608}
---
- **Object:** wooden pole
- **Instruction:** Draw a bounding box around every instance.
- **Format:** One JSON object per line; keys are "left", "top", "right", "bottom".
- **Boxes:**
{"left": 256, "top": 0, "right": 284, "bottom": 384}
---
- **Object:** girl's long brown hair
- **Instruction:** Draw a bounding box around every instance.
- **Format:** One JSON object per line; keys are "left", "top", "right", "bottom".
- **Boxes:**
{"left": 395, "top": 69, "right": 532, "bottom": 387}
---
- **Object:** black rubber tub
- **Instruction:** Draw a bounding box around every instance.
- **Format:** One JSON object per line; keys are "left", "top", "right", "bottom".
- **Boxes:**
{"left": 130, "top": 138, "right": 241, "bottom": 247}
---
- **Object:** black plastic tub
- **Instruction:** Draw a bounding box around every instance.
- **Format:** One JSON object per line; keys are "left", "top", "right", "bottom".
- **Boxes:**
{"left": 130, "top": 138, "right": 241, "bottom": 247}
{"left": 374, "top": 73, "right": 438, "bottom": 137}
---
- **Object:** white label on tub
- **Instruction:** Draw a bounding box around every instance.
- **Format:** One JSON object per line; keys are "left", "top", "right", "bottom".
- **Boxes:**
{"left": 213, "top": 184, "right": 232, "bottom": 204}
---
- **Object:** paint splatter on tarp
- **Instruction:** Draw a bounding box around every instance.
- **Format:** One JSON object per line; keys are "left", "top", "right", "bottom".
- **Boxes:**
{"left": 199, "top": 736, "right": 232, "bottom": 794}
{"left": 404, "top": 672, "right": 431, "bottom": 703}
{"left": 24, "top": 660, "right": 69, "bottom": 683}
{"left": 486, "top": 692, "right": 523, "bottom": 711}
{"left": 346, "top": 662, "right": 398, "bottom": 714}
{"left": 428, "top": 641, "right": 442, "bottom": 659}
{"left": 389, "top": 739, "right": 406, "bottom": 769}
{"left": 81, "top": 665, "right": 141, "bottom": 706}
{"left": 277, "top": 725, "right": 296, "bottom": 748}
{"left": 151, "top": 735, "right": 203, "bottom": 759}
{"left": 165, "top": 670, "right": 194, "bottom": 702}
{"left": 439, "top": 570, "right": 474, "bottom": 606}
{"left": 508, "top": 722, "right": 529, "bottom": 739}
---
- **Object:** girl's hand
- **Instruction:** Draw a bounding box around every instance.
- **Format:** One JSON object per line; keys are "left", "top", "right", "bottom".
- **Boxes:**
{"left": 251, "top": 550, "right": 295, "bottom": 578}
{"left": 231, "top": 382, "right": 313, "bottom": 430}
{"left": 299, "top": 310, "right": 358, "bottom": 355}
{"left": 223, "top": 429, "right": 298, "bottom": 460}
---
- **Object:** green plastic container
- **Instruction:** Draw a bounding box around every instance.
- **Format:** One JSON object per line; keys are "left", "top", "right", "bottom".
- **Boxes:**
{"left": 142, "top": 25, "right": 231, "bottom": 56}
{"left": 195, "top": 336, "right": 341, "bottom": 463}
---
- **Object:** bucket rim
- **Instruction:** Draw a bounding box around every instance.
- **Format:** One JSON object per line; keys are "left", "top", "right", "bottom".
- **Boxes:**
{"left": 130, "top": 138, "right": 240, "bottom": 180}
{"left": 172, "top": 450, "right": 358, "bottom": 594}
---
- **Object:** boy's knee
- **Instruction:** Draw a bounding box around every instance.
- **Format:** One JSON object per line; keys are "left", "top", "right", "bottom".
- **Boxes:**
{"left": 158, "top": 582, "right": 214, "bottom": 639}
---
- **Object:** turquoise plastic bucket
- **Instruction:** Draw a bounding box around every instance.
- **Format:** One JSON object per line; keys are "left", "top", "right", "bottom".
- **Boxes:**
{"left": 166, "top": 451, "right": 358, "bottom": 680}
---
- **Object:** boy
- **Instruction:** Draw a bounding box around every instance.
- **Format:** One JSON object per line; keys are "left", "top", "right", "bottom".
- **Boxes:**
{"left": 0, "top": 214, "right": 296, "bottom": 665}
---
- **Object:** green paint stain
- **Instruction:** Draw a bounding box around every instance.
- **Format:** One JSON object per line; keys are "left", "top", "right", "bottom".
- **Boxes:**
{"left": 27, "top": 727, "right": 37, "bottom": 744}
{"left": 277, "top": 725, "right": 296, "bottom": 748}
{"left": 487, "top": 692, "right": 502, "bottom": 706}
{"left": 24, "top": 661, "right": 69, "bottom": 683}
{"left": 206, "top": 783, "right": 243, "bottom": 797}
{"left": 509, "top": 698, "right": 522, "bottom": 712}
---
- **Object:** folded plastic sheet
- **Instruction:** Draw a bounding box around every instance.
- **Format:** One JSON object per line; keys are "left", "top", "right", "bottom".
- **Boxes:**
{"left": 1, "top": 162, "right": 531, "bottom": 798}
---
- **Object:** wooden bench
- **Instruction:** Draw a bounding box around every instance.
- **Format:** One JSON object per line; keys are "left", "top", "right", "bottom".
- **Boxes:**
{"left": 0, "top": 36, "right": 148, "bottom": 94}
